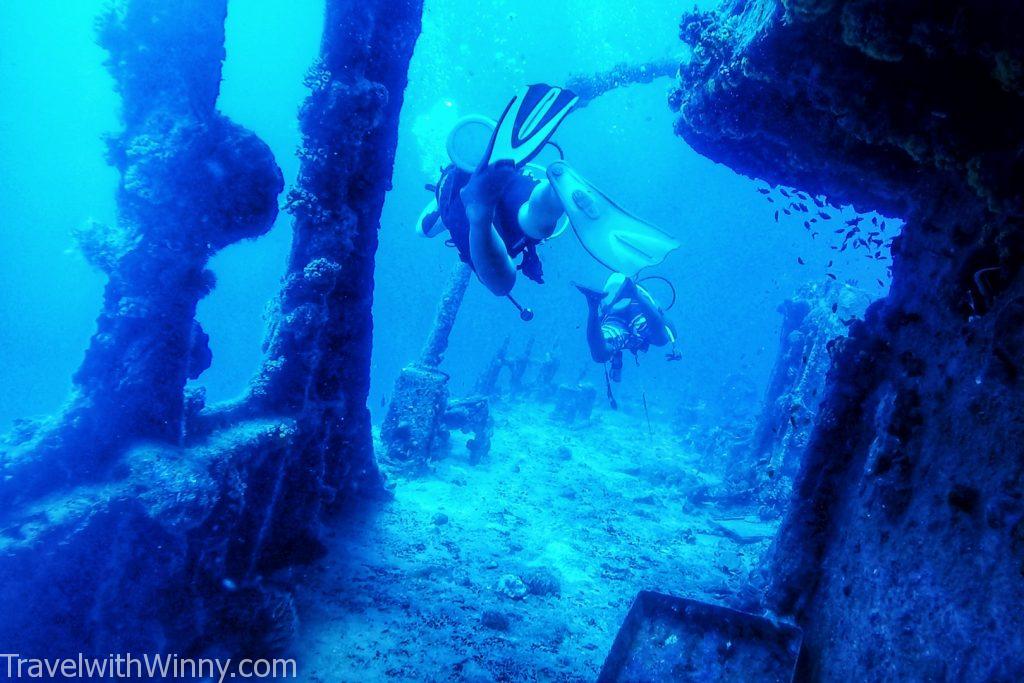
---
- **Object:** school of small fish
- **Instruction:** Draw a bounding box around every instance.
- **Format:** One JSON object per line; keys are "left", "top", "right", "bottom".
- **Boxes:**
{"left": 758, "top": 183, "right": 895, "bottom": 287}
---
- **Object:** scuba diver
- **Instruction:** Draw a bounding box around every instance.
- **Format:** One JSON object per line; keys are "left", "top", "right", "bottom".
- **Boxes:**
{"left": 574, "top": 273, "right": 679, "bottom": 383}
{"left": 418, "top": 83, "right": 681, "bottom": 319}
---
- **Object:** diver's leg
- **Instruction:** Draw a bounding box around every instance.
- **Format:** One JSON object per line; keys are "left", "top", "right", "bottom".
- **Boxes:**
{"left": 518, "top": 180, "right": 564, "bottom": 240}
{"left": 603, "top": 272, "right": 634, "bottom": 317}
{"left": 575, "top": 284, "right": 613, "bottom": 363}
{"left": 462, "top": 165, "right": 517, "bottom": 296}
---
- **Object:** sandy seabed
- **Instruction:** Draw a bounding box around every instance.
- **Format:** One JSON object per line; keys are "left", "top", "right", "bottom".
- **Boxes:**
{"left": 291, "top": 400, "right": 775, "bottom": 681}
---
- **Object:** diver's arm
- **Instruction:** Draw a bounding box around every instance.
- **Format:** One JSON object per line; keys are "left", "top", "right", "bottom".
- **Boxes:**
{"left": 466, "top": 201, "right": 516, "bottom": 296}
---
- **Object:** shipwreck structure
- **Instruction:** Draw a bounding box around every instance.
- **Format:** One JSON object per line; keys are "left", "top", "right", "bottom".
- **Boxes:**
{"left": 0, "top": 0, "right": 423, "bottom": 656}
{"left": 381, "top": 263, "right": 492, "bottom": 469}
{"left": 750, "top": 280, "right": 871, "bottom": 506}
{"left": 673, "top": 1, "right": 1024, "bottom": 679}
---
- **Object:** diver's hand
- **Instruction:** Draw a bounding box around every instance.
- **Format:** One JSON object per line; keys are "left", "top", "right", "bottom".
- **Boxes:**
{"left": 461, "top": 159, "right": 517, "bottom": 207}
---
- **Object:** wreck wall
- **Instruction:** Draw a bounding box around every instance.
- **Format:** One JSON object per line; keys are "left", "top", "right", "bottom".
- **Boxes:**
{"left": 674, "top": 1, "right": 1024, "bottom": 679}
{"left": 750, "top": 281, "right": 870, "bottom": 507}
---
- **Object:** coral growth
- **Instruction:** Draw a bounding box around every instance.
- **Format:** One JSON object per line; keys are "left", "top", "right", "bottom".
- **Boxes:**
{"left": 750, "top": 280, "right": 870, "bottom": 505}
{"left": 0, "top": 0, "right": 282, "bottom": 506}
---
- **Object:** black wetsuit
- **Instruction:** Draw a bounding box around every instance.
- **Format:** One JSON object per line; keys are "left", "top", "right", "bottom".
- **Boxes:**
{"left": 434, "top": 164, "right": 545, "bottom": 284}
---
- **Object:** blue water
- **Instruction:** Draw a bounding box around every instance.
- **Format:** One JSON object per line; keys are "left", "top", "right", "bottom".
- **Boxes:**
{"left": 0, "top": 0, "right": 890, "bottom": 430}
{"left": 0, "top": 1, "right": 897, "bottom": 675}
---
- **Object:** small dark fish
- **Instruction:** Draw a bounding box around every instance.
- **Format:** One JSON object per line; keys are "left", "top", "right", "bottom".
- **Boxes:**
{"left": 846, "top": 217, "right": 863, "bottom": 226}
{"left": 809, "top": 217, "right": 818, "bottom": 224}
{"left": 811, "top": 231, "right": 819, "bottom": 239}
{"left": 774, "top": 210, "right": 779, "bottom": 222}
{"left": 877, "top": 279, "right": 885, "bottom": 287}
{"left": 780, "top": 188, "right": 792, "bottom": 198}
{"left": 813, "top": 197, "right": 825, "bottom": 208}
{"left": 835, "top": 228, "right": 845, "bottom": 234}
{"left": 789, "top": 415, "right": 798, "bottom": 428}
{"left": 757, "top": 187, "right": 771, "bottom": 195}
{"left": 796, "top": 191, "right": 809, "bottom": 200}
{"left": 818, "top": 211, "right": 832, "bottom": 220}
{"left": 797, "top": 257, "right": 805, "bottom": 265}
{"left": 831, "top": 303, "right": 838, "bottom": 313}
{"left": 871, "top": 216, "right": 878, "bottom": 226}
{"left": 827, "top": 272, "right": 837, "bottom": 280}
{"left": 783, "top": 208, "right": 791, "bottom": 215}
{"left": 804, "top": 221, "right": 811, "bottom": 229}
{"left": 827, "top": 260, "right": 833, "bottom": 267}
{"left": 880, "top": 220, "right": 886, "bottom": 230}
{"left": 840, "top": 243, "right": 848, "bottom": 252}
{"left": 767, "top": 197, "right": 775, "bottom": 203}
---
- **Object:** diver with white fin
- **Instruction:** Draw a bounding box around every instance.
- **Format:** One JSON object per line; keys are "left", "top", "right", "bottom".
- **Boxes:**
{"left": 574, "top": 273, "right": 679, "bottom": 383}
{"left": 418, "top": 83, "right": 681, "bottom": 319}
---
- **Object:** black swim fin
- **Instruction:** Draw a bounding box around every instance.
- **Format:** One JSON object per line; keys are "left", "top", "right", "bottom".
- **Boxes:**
{"left": 480, "top": 84, "right": 578, "bottom": 170}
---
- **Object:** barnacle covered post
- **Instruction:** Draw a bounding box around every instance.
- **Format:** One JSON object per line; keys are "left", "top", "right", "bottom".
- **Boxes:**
{"left": 566, "top": 58, "right": 678, "bottom": 109}
{"left": 419, "top": 262, "right": 473, "bottom": 368}
{"left": 247, "top": 0, "right": 425, "bottom": 504}
{"left": 671, "top": 1, "right": 1024, "bottom": 678}
{"left": 0, "top": 0, "right": 283, "bottom": 504}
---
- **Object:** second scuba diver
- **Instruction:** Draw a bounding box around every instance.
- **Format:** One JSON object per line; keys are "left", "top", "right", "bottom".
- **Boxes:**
{"left": 574, "top": 273, "right": 679, "bottom": 383}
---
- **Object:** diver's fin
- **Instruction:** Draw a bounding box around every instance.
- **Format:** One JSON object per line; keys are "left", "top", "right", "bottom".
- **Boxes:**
{"left": 481, "top": 84, "right": 578, "bottom": 169}
{"left": 547, "top": 161, "right": 680, "bottom": 277}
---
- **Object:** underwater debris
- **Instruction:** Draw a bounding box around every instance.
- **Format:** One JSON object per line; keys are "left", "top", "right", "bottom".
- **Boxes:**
{"left": 496, "top": 574, "right": 528, "bottom": 601}
{"left": 551, "top": 382, "right": 598, "bottom": 423}
{"left": 598, "top": 592, "right": 802, "bottom": 682}
{"left": 382, "top": 263, "right": 492, "bottom": 469}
